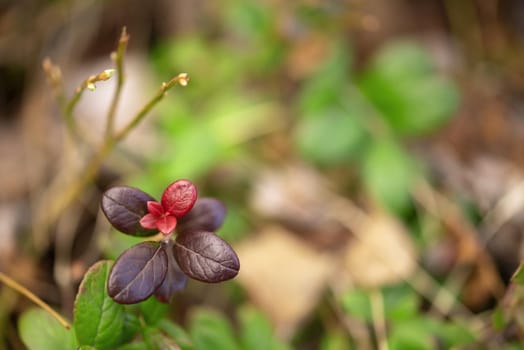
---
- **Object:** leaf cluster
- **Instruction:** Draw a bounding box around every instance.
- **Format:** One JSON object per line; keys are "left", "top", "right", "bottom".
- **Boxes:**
{"left": 19, "top": 261, "right": 288, "bottom": 350}
{"left": 101, "top": 183, "right": 239, "bottom": 304}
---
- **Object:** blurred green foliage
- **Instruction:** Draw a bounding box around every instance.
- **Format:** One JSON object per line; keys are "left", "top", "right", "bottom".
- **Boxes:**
{"left": 131, "top": 0, "right": 459, "bottom": 216}
{"left": 14, "top": 0, "right": 524, "bottom": 347}
{"left": 19, "top": 260, "right": 286, "bottom": 350}
{"left": 40, "top": 0, "right": 471, "bottom": 348}
{"left": 124, "top": 0, "right": 464, "bottom": 348}
{"left": 19, "top": 309, "right": 77, "bottom": 350}
{"left": 341, "top": 285, "right": 475, "bottom": 349}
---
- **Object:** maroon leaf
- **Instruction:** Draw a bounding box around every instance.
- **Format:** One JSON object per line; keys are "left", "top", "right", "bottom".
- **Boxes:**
{"left": 108, "top": 242, "right": 168, "bottom": 304}
{"left": 177, "top": 198, "right": 227, "bottom": 233}
{"left": 161, "top": 180, "right": 197, "bottom": 217}
{"left": 174, "top": 231, "right": 240, "bottom": 283}
{"left": 101, "top": 186, "right": 158, "bottom": 236}
{"left": 154, "top": 241, "right": 188, "bottom": 303}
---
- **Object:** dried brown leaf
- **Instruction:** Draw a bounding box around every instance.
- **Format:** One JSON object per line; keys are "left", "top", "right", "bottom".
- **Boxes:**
{"left": 343, "top": 211, "right": 416, "bottom": 289}
{"left": 234, "top": 226, "right": 334, "bottom": 338}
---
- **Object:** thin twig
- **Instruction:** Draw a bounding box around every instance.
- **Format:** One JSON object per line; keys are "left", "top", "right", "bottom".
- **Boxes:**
{"left": 64, "top": 69, "right": 116, "bottom": 126}
{"left": 35, "top": 73, "right": 190, "bottom": 238}
{"left": 114, "top": 73, "right": 189, "bottom": 142}
{"left": 326, "top": 288, "right": 373, "bottom": 349}
{"left": 327, "top": 194, "right": 474, "bottom": 319}
{"left": 413, "top": 180, "right": 506, "bottom": 300}
{"left": 370, "top": 289, "right": 388, "bottom": 350}
{"left": 0, "top": 272, "right": 70, "bottom": 329}
{"left": 105, "top": 27, "right": 129, "bottom": 141}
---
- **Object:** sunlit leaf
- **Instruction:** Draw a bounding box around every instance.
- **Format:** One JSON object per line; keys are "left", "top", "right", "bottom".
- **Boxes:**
{"left": 101, "top": 186, "right": 158, "bottom": 236}
{"left": 108, "top": 242, "right": 168, "bottom": 304}
{"left": 320, "top": 330, "right": 350, "bottom": 350}
{"left": 168, "top": 125, "right": 223, "bottom": 180}
{"left": 74, "top": 261, "right": 126, "bottom": 350}
{"left": 19, "top": 308, "right": 76, "bottom": 350}
{"left": 174, "top": 231, "right": 240, "bottom": 283}
{"left": 389, "top": 318, "right": 435, "bottom": 350}
{"left": 177, "top": 198, "right": 227, "bottom": 233}
{"left": 341, "top": 289, "right": 372, "bottom": 322}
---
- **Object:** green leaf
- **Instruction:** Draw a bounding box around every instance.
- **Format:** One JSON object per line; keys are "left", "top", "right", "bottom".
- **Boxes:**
{"left": 189, "top": 308, "right": 240, "bottom": 350}
{"left": 74, "top": 260, "right": 126, "bottom": 350}
{"left": 18, "top": 308, "right": 77, "bottom": 350}
{"left": 320, "top": 330, "right": 350, "bottom": 350}
{"left": 158, "top": 319, "right": 193, "bottom": 350}
{"left": 511, "top": 262, "right": 524, "bottom": 285}
{"left": 367, "top": 41, "right": 434, "bottom": 80}
{"left": 143, "top": 327, "right": 182, "bottom": 350}
{"left": 298, "top": 40, "right": 351, "bottom": 115}
{"left": 208, "top": 98, "right": 281, "bottom": 147}
{"left": 117, "top": 341, "right": 148, "bottom": 350}
{"left": 167, "top": 124, "right": 223, "bottom": 180}
{"left": 117, "top": 312, "right": 141, "bottom": 345}
{"left": 362, "top": 140, "right": 419, "bottom": 213}
{"left": 225, "top": 1, "right": 273, "bottom": 41}
{"left": 492, "top": 306, "right": 506, "bottom": 331}
{"left": 382, "top": 285, "right": 418, "bottom": 321}
{"left": 340, "top": 289, "right": 372, "bottom": 322}
{"left": 359, "top": 41, "right": 459, "bottom": 135}
{"left": 238, "top": 305, "right": 291, "bottom": 350}
{"left": 388, "top": 319, "right": 435, "bottom": 350}
{"left": 295, "top": 108, "right": 367, "bottom": 165}
{"left": 435, "top": 321, "right": 476, "bottom": 348}
{"left": 140, "top": 296, "right": 169, "bottom": 326}
{"left": 389, "top": 317, "right": 475, "bottom": 350}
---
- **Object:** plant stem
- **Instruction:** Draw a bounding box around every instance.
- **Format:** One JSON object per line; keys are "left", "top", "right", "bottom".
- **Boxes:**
{"left": 370, "top": 289, "right": 388, "bottom": 350}
{"left": 114, "top": 73, "right": 189, "bottom": 142}
{"left": 36, "top": 73, "right": 189, "bottom": 235}
{"left": 105, "top": 27, "right": 129, "bottom": 141}
{"left": 0, "top": 272, "right": 71, "bottom": 329}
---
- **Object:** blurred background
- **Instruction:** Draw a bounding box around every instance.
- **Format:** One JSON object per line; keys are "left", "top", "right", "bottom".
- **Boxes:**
{"left": 2, "top": 0, "right": 524, "bottom": 348}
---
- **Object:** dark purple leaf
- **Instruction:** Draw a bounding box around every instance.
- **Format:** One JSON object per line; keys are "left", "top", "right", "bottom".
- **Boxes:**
{"left": 177, "top": 198, "right": 226, "bottom": 233}
{"left": 154, "top": 241, "right": 188, "bottom": 303}
{"left": 101, "top": 186, "right": 158, "bottom": 236}
{"left": 161, "top": 180, "right": 197, "bottom": 217}
{"left": 108, "top": 242, "right": 168, "bottom": 304}
{"left": 174, "top": 231, "right": 240, "bottom": 283}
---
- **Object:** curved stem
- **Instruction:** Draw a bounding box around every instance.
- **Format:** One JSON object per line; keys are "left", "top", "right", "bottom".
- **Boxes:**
{"left": 105, "top": 27, "right": 129, "bottom": 141}
{"left": 0, "top": 272, "right": 71, "bottom": 329}
{"left": 36, "top": 73, "right": 189, "bottom": 234}
{"left": 114, "top": 73, "right": 189, "bottom": 142}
